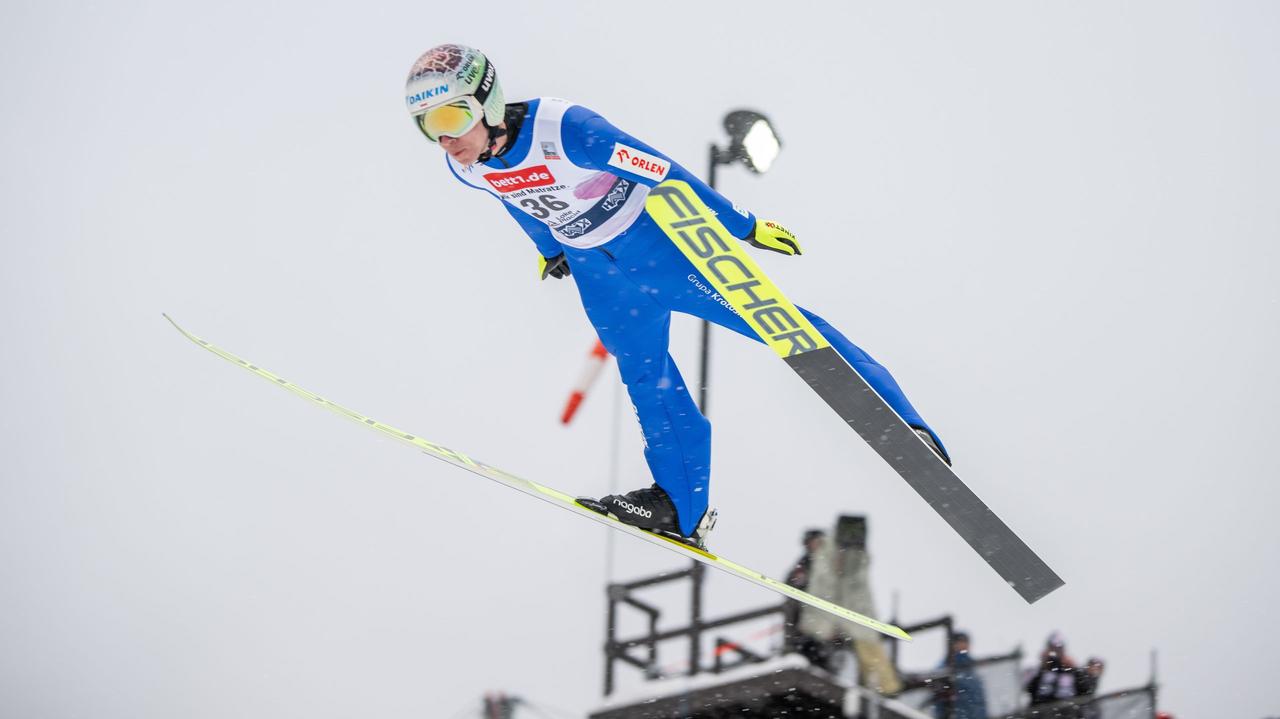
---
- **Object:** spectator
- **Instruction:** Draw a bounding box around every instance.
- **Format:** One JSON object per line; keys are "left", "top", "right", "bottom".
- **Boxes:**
{"left": 830, "top": 516, "right": 902, "bottom": 694}
{"left": 1076, "top": 657, "right": 1105, "bottom": 697}
{"left": 1042, "top": 631, "right": 1078, "bottom": 669}
{"left": 1027, "top": 649, "right": 1077, "bottom": 705}
{"left": 1074, "top": 657, "right": 1106, "bottom": 719}
{"left": 931, "top": 631, "right": 989, "bottom": 719}
{"left": 784, "top": 529, "right": 832, "bottom": 670}
{"left": 786, "top": 529, "right": 826, "bottom": 591}
{"left": 791, "top": 516, "right": 902, "bottom": 694}
{"left": 1026, "top": 635, "right": 1080, "bottom": 718}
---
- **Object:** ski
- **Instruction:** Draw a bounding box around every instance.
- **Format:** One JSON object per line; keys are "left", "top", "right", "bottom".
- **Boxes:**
{"left": 646, "top": 182, "right": 1064, "bottom": 604}
{"left": 163, "top": 314, "right": 911, "bottom": 641}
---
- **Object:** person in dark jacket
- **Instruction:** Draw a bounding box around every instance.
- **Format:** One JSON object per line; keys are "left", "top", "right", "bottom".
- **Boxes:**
{"left": 784, "top": 529, "right": 831, "bottom": 669}
{"left": 932, "top": 631, "right": 988, "bottom": 719}
{"left": 1026, "top": 637, "right": 1081, "bottom": 719}
{"left": 1076, "top": 657, "right": 1105, "bottom": 696}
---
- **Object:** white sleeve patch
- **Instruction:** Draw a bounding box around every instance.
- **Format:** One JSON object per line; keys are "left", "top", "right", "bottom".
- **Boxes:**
{"left": 608, "top": 142, "right": 671, "bottom": 182}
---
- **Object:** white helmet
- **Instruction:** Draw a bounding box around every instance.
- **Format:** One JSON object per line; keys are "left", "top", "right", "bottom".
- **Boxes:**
{"left": 405, "top": 44, "right": 504, "bottom": 141}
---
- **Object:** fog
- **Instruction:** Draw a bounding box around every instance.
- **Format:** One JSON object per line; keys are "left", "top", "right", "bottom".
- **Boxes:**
{"left": 2, "top": 2, "right": 1277, "bottom": 717}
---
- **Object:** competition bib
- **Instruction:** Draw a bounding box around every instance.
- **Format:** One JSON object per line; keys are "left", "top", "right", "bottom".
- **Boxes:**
{"left": 449, "top": 98, "right": 650, "bottom": 248}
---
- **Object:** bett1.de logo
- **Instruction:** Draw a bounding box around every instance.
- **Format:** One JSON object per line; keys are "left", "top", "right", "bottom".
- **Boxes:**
{"left": 483, "top": 165, "right": 557, "bottom": 193}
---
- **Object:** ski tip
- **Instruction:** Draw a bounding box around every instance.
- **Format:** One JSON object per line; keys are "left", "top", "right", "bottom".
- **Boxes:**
{"left": 870, "top": 621, "right": 910, "bottom": 641}
{"left": 162, "top": 313, "right": 196, "bottom": 341}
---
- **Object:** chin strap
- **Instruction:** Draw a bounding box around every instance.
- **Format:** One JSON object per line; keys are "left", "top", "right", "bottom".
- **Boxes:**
{"left": 475, "top": 103, "right": 527, "bottom": 165}
{"left": 475, "top": 121, "right": 508, "bottom": 164}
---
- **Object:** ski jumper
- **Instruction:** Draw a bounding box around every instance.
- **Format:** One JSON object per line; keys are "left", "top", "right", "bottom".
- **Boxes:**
{"left": 446, "top": 98, "right": 945, "bottom": 536}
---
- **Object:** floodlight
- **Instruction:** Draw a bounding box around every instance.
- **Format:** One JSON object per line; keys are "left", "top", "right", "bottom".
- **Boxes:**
{"left": 722, "top": 110, "right": 781, "bottom": 174}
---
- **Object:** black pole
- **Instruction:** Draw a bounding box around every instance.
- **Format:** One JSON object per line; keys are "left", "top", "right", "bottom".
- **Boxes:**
{"left": 689, "top": 145, "right": 718, "bottom": 679}
{"left": 944, "top": 617, "right": 956, "bottom": 719}
{"left": 700, "top": 144, "right": 719, "bottom": 416}
{"left": 689, "top": 561, "right": 705, "bottom": 677}
{"left": 604, "top": 584, "right": 619, "bottom": 696}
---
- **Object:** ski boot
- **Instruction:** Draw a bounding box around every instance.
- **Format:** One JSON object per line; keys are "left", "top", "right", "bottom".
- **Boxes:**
{"left": 576, "top": 484, "right": 717, "bottom": 550}
{"left": 911, "top": 426, "right": 951, "bottom": 466}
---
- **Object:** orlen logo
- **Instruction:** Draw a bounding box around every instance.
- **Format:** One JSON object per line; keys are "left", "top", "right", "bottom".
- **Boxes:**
{"left": 608, "top": 143, "right": 670, "bottom": 182}
{"left": 483, "top": 165, "right": 557, "bottom": 193}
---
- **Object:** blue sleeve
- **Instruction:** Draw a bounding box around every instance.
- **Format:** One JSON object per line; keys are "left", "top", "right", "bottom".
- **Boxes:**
{"left": 559, "top": 105, "right": 757, "bottom": 240}
{"left": 446, "top": 155, "right": 565, "bottom": 259}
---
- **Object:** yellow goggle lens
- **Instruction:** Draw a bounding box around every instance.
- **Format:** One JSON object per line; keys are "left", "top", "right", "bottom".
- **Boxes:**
{"left": 417, "top": 102, "right": 478, "bottom": 141}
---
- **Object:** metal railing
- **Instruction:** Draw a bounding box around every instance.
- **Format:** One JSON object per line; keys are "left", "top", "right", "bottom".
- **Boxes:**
{"left": 602, "top": 561, "right": 786, "bottom": 695}
{"left": 996, "top": 685, "right": 1158, "bottom": 719}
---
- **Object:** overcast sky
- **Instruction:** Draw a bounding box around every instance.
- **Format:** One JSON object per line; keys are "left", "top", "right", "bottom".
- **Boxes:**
{"left": 2, "top": 2, "right": 1278, "bottom": 718}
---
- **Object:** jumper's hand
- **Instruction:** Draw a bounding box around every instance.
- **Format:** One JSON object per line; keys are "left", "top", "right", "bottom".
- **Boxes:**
{"left": 745, "top": 219, "right": 802, "bottom": 256}
{"left": 539, "top": 253, "right": 571, "bottom": 280}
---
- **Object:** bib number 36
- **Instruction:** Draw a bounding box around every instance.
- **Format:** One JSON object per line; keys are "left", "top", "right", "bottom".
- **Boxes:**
{"left": 519, "top": 194, "right": 570, "bottom": 219}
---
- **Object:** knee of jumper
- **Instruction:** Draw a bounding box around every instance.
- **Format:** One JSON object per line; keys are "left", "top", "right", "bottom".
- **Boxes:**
{"left": 622, "top": 372, "right": 697, "bottom": 410}
{"left": 613, "top": 351, "right": 663, "bottom": 387}
{"left": 622, "top": 373, "right": 708, "bottom": 434}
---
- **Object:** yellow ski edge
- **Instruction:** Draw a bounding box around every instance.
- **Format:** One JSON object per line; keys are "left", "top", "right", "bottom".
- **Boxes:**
{"left": 162, "top": 313, "right": 910, "bottom": 642}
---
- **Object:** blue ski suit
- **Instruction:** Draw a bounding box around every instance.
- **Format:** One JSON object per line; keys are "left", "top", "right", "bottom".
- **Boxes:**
{"left": 445, "top": 98, "right": 943, "bottom": 536}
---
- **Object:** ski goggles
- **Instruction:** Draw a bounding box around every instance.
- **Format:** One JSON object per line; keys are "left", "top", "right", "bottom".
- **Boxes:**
{"left": 414, "top": 96, "right": 484, "bottom": 142}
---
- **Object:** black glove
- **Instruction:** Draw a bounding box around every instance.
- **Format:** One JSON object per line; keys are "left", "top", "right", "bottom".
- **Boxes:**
{"left": 539, "top": 253, "right": 571, "bottom": 280}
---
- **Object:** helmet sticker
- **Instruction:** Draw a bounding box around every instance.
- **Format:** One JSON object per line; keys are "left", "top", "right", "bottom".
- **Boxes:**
{"left": 408, "top": 44, "right": 466, "bottom": 81}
